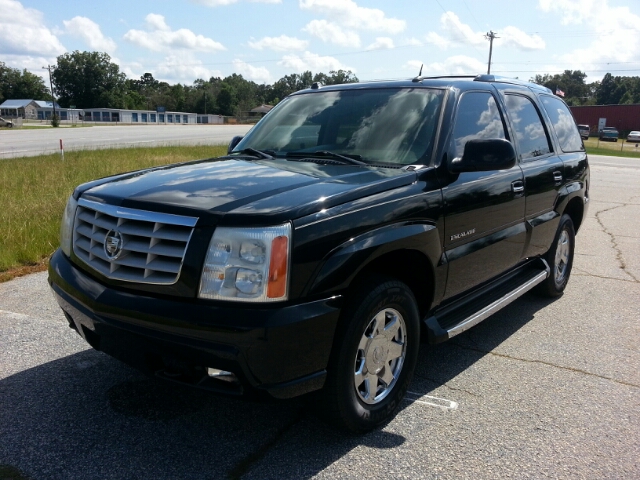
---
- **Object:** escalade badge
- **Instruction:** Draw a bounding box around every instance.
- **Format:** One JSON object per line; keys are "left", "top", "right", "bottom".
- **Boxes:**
{"left": 450, "top": 228, "right": 476, "bottom": 241}
{"left": 104, "top": 230, "right": 124, "bottom": 260}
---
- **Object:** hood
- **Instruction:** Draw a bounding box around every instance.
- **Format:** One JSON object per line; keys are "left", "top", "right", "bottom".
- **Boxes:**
{"left": 81, "top": 158, "right": 417, "bottom": 225}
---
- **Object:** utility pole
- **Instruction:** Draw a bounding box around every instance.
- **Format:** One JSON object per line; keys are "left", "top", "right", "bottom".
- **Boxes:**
{"left": 42, "top": 65, "right": 57, "bottom": 120}
{"left": 485, "top": 31, "right": 499, "bottom": 75}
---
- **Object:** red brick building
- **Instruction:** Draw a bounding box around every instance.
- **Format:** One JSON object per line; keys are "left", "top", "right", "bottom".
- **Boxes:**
{"left": 569, "top": 104, "right": 640, "bottom": 135}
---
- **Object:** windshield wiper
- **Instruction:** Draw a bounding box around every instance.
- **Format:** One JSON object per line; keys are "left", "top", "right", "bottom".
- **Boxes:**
{"left": 233, "top": 148, "right": 274, "bottom": 160}
{"left": 286, "top": 150, "right": 366, "bottom": 166}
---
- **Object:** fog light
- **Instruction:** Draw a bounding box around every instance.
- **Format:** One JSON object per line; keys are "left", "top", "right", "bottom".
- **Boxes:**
{"left": 207, "top": 368, "right": 238, "bottom": 383}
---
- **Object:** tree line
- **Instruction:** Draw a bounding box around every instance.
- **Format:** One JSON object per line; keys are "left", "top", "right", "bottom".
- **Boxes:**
{"left": 2, "top": 52, "right": 640, "bottom": 115}
{"left": 530, "top": 70, "right": 640, "bottom": 106}
{"left": 1, "top": 51, "right": 359, "bottom": 116}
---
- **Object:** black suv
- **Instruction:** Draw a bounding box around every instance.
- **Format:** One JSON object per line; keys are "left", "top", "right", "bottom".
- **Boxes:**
{"left": 49, "top": 75, "right": 589, "bottom": 432}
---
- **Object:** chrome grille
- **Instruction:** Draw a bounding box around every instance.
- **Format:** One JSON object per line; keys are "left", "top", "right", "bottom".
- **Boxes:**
{"left": 73, "top": 198, "right": 198, "bottom": 284}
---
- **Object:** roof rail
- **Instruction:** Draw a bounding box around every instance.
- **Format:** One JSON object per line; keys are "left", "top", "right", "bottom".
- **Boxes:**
{"left": 412, "top": 74, "right": 476, "bottom": 83}
{"left": 474, "top": 74, "right": 553, "bottom": 93}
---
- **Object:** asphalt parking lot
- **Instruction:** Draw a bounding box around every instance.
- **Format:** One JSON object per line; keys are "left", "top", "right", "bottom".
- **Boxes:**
{"left": 1, "top": 155, "right": 638, "bottom": 479}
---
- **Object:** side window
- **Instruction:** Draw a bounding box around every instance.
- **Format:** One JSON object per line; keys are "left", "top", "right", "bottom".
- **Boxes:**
{"left": 540, "top": 95, "right": 584, "bottom": 152}
{"left": 504, "top": 94, "right": 552, "bottom": 160}
{"left": 450, "top": 92, "right": 506, "bottom": 158}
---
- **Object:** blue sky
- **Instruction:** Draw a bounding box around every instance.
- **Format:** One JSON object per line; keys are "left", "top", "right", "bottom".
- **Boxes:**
{"left": 1, "top": 0, "right": 639, "bottom": 85}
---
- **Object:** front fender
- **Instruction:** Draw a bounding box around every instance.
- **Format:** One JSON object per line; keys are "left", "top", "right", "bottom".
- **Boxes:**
{"left": 306, "top": 222, "right": 442, "bottom": 297}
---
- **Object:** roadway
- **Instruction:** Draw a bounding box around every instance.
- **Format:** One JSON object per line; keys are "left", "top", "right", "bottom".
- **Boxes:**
{"left": 0, "top": 124, "right": 253, "bottom": 158}
{"left": 0, "top": 154, "right": 638, "bottom": 479}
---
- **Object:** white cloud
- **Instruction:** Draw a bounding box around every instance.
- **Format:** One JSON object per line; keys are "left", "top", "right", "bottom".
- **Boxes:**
{"left": 299, "top": 0, "right": 405, "bottom": 34}
{"left": 366, "top": 37, "right": 394, "bottom": 51}
{"left": 425, "top": 32, "right": 451, "bottom": 50}
{"left": 191, "top": 0, "right": 281, "bottom": 5}
{"left": 497, "top": 27, "right": 545, "bottom": 51}
{"left": 0, "top": 0, "right": 65, "bottom": 57}
{"left": 278, "top": 51, "right": 353, "bottom": 72}
{"left": 120, "top": 61, "right": 144, "bottom": 80}
{"left": 232, "top": 59, "right": 272, "bottom": 83}
{"left": 538, "top": 0, "right": 595, "bottom": 25}
{"left": 154, "top": 54, "right": 223, "bottom": 83}
{"left": 303, "top": 20, "right": 361, "bottom": 48}
{"left": 145, "top": 13, "right": 171, "bottom": 32}
{"left": 248, "top": 35, "right": 308, "bottom": 51}
{"left": 426, "top": 12, "right": 545, "bottom": 52}
{"left": 403, "top": 38, "right": 424, "bottom": 47}
{"left": 403, "top": 60, "right": 424, "bottom": 73}
{"left": 124, "top": 14, "right": 225, "bottom": 52}
{"left": 63, "top": 16, "right": 117, "bottom": 53}
{"left": 538, "top": 0, "right": 640, "bottom": 79}
{"left": 439, "top": 12, "right": 485, "bottom": 46}
{"left": 191, "top": 0, "right": 239, "bottom": 5}
{"left": 414, "top": 55, "right": 487, "bottom": 76}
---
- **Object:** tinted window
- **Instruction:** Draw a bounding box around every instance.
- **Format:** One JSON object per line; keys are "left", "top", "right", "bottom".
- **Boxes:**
{"left": 238, "top": 88, "right": 445, "bottom": 165}
{"left": 504, "top": 95, "right": 552, "bottom": 160}
{"left": 540, "top": 95, "right": 584, "bottom": 152}
{"left": 450, "top": 92, "right": 506, "bottom": 158}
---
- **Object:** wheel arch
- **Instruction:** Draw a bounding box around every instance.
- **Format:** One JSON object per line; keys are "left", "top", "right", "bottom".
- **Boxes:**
{"left": 305, "top": 222, "right": 441, "bottom": 320}
{"left": 348, "top": 249, "right": 435, "bottom": 320}
{"left": 562, "top": 196, "right": 585, "bottom": 233}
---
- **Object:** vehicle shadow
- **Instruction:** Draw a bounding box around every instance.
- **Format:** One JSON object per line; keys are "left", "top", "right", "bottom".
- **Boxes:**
{"left": 0, "top": 293, "right": 554, "bottom": 480}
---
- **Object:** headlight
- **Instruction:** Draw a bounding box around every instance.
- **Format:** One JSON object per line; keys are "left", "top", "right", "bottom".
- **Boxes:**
{"left": 199, "top": 223, "right": 291, "bottom": 302}
{"left": 60, "top": 195, "right": 78, "bottom": 257}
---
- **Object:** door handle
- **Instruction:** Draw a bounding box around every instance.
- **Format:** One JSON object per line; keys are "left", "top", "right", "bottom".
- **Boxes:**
{"left": 553, "top": 171, "right": 563, "bottom": 184}
{"left": 511, "top": 180, "right": 524, "bottom": 194}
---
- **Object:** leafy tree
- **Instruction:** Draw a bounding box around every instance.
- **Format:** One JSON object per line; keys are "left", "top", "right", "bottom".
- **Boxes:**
{"left": 216, "top": 83, "right": 236, "bottom": 116}
{"left": 597, "top": 74, "right": 640, "bottom": 105}
{"left": 0, "top": 62, "right": 51, "bottom": 102}
{"left": 52, "top": 51, "right": 126, "bottom": 108}
{"left": 530, "top": 70, "right": 589, "bottom": 105}
{"left": 325, "top": 70, "right": 359, "bottom": 85}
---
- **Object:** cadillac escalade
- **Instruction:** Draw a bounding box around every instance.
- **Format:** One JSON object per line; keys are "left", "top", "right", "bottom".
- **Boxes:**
{"left": 49, "top": 74, "right": 589, "bottom": 432}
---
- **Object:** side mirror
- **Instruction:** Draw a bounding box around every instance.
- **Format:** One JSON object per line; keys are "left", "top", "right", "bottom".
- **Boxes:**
{"left": 449, "top": 138, "right": 516, "bottom": 173}
{"left": 228, "top": 136, "right": 243, "bottom": 154}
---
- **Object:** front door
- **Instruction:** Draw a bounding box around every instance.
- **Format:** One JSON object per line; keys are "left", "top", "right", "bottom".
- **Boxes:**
{"left": 442, "top": 90, "right": 526, "bottom": 299}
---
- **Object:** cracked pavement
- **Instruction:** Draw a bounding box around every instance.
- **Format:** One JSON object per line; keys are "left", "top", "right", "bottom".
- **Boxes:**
{"left": 1, "top": 154, "right": 638, "bottom": 479}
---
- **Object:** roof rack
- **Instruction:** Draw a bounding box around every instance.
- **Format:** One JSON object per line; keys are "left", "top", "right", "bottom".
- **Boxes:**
{"left": 410, "top": 74, "right": 552, "bottom": 94}
{"left": 473, "top": 74, "right": 552, "bottom": 93}
{"left": 412, "top": 74, "right": 476, "bottom": 83}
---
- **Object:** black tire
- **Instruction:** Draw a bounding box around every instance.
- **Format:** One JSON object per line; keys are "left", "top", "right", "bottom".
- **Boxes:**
{"left": 319, "top": 276, "right": 420, "bottom": 433}
{"left": 536, "top": 214, "right": 575, "bottom": 297}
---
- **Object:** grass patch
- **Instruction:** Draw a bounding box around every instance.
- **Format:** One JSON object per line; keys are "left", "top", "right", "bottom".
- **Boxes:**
{"left": 584, "top": 138, "right": 640, "bottom": 158}
{"left": 0, "top": 144, "right": 227, "bottom": 280}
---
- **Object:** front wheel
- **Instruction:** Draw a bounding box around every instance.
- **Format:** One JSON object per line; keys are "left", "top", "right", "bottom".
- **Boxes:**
{"left": 320, "top": 276, "right": 420, "bottom": 433}
{"left": 536, "top": 214, "right": 575, "bottom": 297}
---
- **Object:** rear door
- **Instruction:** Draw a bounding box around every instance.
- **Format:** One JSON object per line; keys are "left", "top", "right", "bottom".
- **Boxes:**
{"left": 494, "top": 86, "right": 566, "bottom": 258}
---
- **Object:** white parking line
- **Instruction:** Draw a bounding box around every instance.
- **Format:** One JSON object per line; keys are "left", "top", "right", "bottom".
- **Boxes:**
{"left": 405, "top": 391, "right": 458, "bottom": 411}
{"left": 0, "top": 309, "right": 29, "bottom": 319}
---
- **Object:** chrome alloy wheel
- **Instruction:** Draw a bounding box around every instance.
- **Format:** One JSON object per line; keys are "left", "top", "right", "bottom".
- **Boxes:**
{"left": 554, "top": 229, "right": 570, "bottom": 285}
{"left": 354, "top": 308, "right": 407, "bottom": 405}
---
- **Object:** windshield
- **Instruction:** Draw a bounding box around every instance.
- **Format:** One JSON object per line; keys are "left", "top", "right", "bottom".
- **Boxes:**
{"left": 234, "top": 87, "right": 445, "bottom": 166}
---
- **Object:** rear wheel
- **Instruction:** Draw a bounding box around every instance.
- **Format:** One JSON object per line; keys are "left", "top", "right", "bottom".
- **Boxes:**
{"left": 536, "top": 214, "right": 575, "bottom": 297}
{"left": 320, "top": 276, "right": 420, "bottom": 433}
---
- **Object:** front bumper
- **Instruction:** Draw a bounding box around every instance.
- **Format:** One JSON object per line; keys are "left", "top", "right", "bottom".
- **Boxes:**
{"left": 48, "top": 249, "right": 342, "bottom": 399}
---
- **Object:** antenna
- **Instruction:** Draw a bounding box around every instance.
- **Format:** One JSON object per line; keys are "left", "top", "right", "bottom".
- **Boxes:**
{"left": 484, "top": 31, "right": 499, "bottom": 74}
{"left": 418, "top": 64, "right": 423, "bottom": 76}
